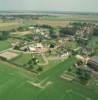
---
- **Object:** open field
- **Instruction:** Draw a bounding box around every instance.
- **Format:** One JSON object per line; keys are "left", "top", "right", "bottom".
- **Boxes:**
{"left": 88, "top": 36, "right": 98, "bottom": 48}
{"left": 0, "top": 41, "right": 11, "bottom": 51}
{"left": 31, "top": 20, "right": 70, "bottom": 27}
{"left": 88, "top": 36, "right": 98, "bottom": 55}
{"left": 21, "top": 15, "right": 98, "bottom": 27}
{"left": 10, "top": 31, "right": 32, "bottom": 37}
{"left": 0, "top": 15, "right": 98, "bottom": 31}
{"left": 0, "top": 57, "right": 98, "bottom": 100}
{"left": 10, "top": 54, "right": 32, "bottom": 66}
{"left": 0, "top": 20, "right": 22, "bottom": 31}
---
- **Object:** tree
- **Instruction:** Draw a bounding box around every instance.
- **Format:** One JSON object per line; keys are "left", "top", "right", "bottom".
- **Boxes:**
{"left": 93, "top": 28, "right": 98, "bottom": 36}
{"left": 49, "top": 28, "right": 58, "bottom": 39}
{"left": 17, "top": 27, "right": 25, "bottom": 32}
{"left": 27, "top": 59, "right": 34, "bottom": 69}
{"left": 76, "top": 68, "right": 91, "bottom": 84}
{"left": 32, "top": 56, "right": 39, "bottom": 65}
{"left": 59, "top": 27, "right": 75, "bottom": 37}
{"left": 14, "top": 45, "right": 20, "bottom": 50}
{"left": 0, "top": 31, "right": 10, "bottom": 40}
{"left": 37, "top": 66, "right": 43, "bottom": 72}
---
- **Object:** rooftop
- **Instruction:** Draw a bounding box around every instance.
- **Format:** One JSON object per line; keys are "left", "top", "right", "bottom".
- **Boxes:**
{"left": 90, "top": 56, "right": 98, "bottom": 64}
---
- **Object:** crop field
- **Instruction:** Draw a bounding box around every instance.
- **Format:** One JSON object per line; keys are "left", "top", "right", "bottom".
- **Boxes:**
{"left": 0, "top": 15, "right": 98, "bottom": 31}
{"left": 0, "top": 41, "right": 11, "bottom": 51}
{"left": 0, "top": 57, "right": 98, "bottom": 100}
{"left": 10, "top": 31, "right": 32, "bottom": 37}
{"left": 0, "top": 20, "right": 22, "bottom": 31}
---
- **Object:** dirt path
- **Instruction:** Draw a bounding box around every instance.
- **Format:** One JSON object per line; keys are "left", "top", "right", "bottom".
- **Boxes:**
{"left": 47, "top": 56, "right": 68, "bottom": 61}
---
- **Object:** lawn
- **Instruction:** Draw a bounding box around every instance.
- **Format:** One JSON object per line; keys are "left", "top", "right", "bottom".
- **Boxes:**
{"left": 0, "top": 57, "right": 98, "bottom": 100}
{"left": 0, "top": 41, "right": 11, "bottom": 51}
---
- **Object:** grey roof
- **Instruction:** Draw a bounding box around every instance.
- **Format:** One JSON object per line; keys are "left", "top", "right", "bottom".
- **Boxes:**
{"left": 90, "top": 56, "right": 98, "bottom": 64}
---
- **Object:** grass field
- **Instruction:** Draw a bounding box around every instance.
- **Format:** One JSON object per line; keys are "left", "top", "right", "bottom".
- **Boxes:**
{"left": 0, "top": 57, "right": 98, "bottom": 100}
{"left": 0, "top": 41, "right": 11, "bottom": 51}
{"left": 88, "top": 36, "right": 98, "bottom": 48}
{"left": 11, "top": 54, "right": 45, "bottom": 66}
{"left": 88, "top": 36, "right": 98, "bottom": 55}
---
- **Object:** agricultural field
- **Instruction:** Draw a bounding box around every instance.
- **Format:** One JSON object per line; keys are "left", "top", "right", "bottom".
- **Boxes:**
{"left": 10, "top": 31, "right": 32, "bottom": 37}
{"left": 0, "top": 20, "right": 22, "bottom": 31}
{"left": 0, "top": 15, "right": 98, "bottom": 31}
{"left": 0, "top": 41, "right": 11, "bottom": 51}
{"left": 31, "top": 15, "right": 98, "bottom": 26}
{"left": 0, "top": 57, "right": 98, "bottom": 100}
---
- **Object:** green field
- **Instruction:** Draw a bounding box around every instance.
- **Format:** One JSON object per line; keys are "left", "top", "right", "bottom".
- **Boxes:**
{"left": 11, "top": 54, "right": 45, "bottom": 66}
{"left": 0, "top": 57, "right": 98, "bottom": 100}
{"left": 0, "top": 41, "right": 11, "bottom": 51}
{"left": 88, "top": 36, "right": 98, "bottom": 55}
{"left": 88, "top": 36, "right": 98, "bottom": 48}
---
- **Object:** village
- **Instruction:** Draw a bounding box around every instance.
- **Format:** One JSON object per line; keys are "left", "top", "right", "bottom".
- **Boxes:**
{"left": 0, "top": 12, "right": 98, "bottom": 100}
{"left": 0, "top": 22, "right": 98, "bottom": 81}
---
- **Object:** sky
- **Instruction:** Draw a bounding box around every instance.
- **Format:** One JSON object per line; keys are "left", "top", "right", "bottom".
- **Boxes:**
{"left": 0, "top": 0, "right": 98, "bottom": 12}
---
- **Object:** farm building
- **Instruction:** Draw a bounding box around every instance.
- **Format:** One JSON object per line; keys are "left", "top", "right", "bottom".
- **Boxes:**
{"left": 28, "top": 43, "right": 44, "bottom": 52}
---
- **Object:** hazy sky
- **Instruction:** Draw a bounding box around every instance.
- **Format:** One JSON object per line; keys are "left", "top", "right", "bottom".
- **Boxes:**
{"left": 0, "top": 0, "right": 98, "bottom": 12}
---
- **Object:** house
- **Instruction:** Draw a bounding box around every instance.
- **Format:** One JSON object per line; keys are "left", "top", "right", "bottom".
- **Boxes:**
{"left": 28, "top": 43, "right": 44, "bottom": 52}
{"left": 35, "top": 29, "right": 41, "bottom": 33}
{"left": 87, "top": 56, "right": 98, "bottom": 71}
{"left": 29, "top": 46, "right": 36, "bottom": 52}
{"left": 11, "top": 42, "right": 19, "bottom": 48}
{"left": 76, "top": 55, "right": 90, "bottom": 64}
{"left": 28, "top": 26, "right": 34, "bottom": 30}
{"left": 82, "top": 47, "right": 94, "bottom": 56}
{"left": 36, "top": 43, "right": 43, "bottom": 48}
{"left": 88, "top": 56, "right": 98, "bottom": 66}
{"left": 20, "top": 46, "right": 28, "bottom": 51}
{"left": 64, "top": 35, "right": 75, "bottom": 41}
{"left": 61, "top": 52, "right": 69, "bottom": 58}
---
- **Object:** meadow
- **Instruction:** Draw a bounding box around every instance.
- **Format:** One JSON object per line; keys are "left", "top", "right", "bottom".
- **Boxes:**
{"left": 0, "top": 57, "right": 98, "bottom": 100}
{"left": 11, "top": 53, "right": 45, "bottom": 66}
{"left": 0, "top": 41, "right": 11, "bottom": 51}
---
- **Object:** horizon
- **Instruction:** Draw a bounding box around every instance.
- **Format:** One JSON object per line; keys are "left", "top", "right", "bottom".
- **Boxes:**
{"left": 0, "top": 10, "right": 98, "bottom": 14}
